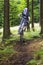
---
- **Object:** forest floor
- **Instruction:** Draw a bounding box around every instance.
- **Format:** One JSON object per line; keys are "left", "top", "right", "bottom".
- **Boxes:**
{"left": 0, "top": 37, "right": 43, "bottom": 65}
{"left": 0, "top": 23, "right": 43, "bottom": 65}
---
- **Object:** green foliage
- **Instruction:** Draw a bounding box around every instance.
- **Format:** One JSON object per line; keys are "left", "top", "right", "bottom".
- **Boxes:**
{"left": 27, "top": 59, "right": 38, "bottom": 65}
{"left": 9, "top": 0, "right": 26, "bottom": 26}
{"left": 35, "top": 49, "right": 43, "bottom": 56}
{"left": 0, "top": 46, "right": 14, "bottom": 54}
{"left": 0, "top": 0, "right": 4, "bottom": 28}
{"left": 24, "top": 29, "right": 40, "bottom": 40}
{"left": 29, "top": 0, "right": 39, "bottom": 23}
{"left": 10, "top": 27, "right": 40, "bottom": 40}
{"left": 27, "top": 49, "right": 43, "bottom": 65}
{"left": 0, "top": 0, "right": 39, "bottom": 27}
{"left": 0, "top": 45, "right": 16, "bottom": 60}
{"left": 0, "top": 32, "right": 2, "bottom": 35}
{"left": 0, "top": 27, "right": 41, "bottom": 63}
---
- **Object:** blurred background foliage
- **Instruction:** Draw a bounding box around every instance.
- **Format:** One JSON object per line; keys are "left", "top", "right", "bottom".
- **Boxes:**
{"left": 0, "top": 0, "right": 39, "bottom": 28}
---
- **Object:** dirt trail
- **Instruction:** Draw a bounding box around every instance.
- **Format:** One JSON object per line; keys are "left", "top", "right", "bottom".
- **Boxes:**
{"left": 0, "top": 38, "right": 43, "bottom": 65}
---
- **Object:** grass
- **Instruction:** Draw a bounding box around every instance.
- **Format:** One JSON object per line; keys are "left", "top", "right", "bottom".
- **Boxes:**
{"left": 27, "top": 59, "right": 38, "bottom": 65}
{"left": 0, "top": 24, "right": 40, "bottom": 41}
{"left": 10, "top": 26, "right": 40, "bottom": 41}
{"left": 0, "top": 46, "right": 14, "bottom": 54}
{"left": 0, "top": 32, "right": 2, "bottom": 35}
{"left": 27, "top": 48, "right": 43, "bottom": 65}
{"left": 0, "top": 45, "right": 17, "bottom": 61}
{"left": 0, "top": 28, "right": 40, "bottom": 47}
{"left": 24, "top": 30, "right": 40, "bottom": 39}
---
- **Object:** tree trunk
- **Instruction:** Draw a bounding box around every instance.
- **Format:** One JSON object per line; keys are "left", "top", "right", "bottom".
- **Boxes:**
{"left": 26, "top": 0, "right": 30, "bottom": 31}
{"left": 40, "top": 0, "right": 43, "bottom": 34}
{"left": 3, "top": 0, "right": 10, "bottom": 39}
{"left": 32, "top": 0, "right": 34, "bottom": 31}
